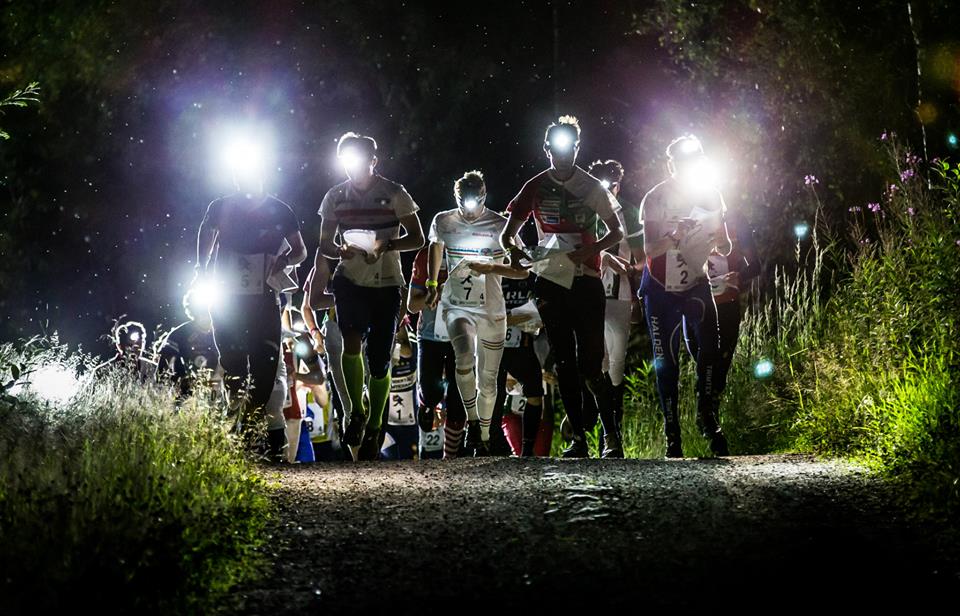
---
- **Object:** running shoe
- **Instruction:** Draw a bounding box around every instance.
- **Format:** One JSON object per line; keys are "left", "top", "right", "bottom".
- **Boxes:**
{"left": 601, "top": 434, "right": 624, "bottom": 459}
{"left": 465, "top": 420, "right": 482, "bottom": 457}
{"left": 561, "top": 437, "right": 589, "bottom": 458}
{"left": 665, "top": 439, "right": 683, "bottom": 458}
{"left": 709, "top": 431, "right": 729, "bottom": 457}
{"left": 357, "top": 428, "right": 381, "bottom": 461}
{"left": 417, "top": 404, "right": 435, "bottom": 433}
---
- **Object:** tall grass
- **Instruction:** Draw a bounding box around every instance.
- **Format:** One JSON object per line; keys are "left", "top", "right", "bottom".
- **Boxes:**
{"left": 790, "top": 145, "right": 960, "bottom": 517}
{"left": 0, "top": 337, "right": 273, "bottom": 613}
{"left": 613, "top": 139, "right": 959, "bottom": 517}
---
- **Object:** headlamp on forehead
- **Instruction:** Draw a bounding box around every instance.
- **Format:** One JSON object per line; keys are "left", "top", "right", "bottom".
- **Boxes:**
{"left": 546, "top": 127, "right": 577, "bottom": 153}
{"left": 599, "top": 179, "right": 611, "bottom": 190}
{"left": 460, "top": 191, "right": 486, "bottom": 211}
{"left": 338, "top": 145, "right": 370, "bottom": 175}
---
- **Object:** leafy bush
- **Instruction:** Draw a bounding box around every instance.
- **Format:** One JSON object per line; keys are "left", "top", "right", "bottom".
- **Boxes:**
{"left": 0, "top": 337, "right": 274, "bottom": 613}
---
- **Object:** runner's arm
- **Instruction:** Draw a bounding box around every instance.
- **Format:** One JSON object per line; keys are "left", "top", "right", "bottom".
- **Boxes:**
{"left": 195, "top": 219, "right": 218, "bottom": 274}
{"left": 390, "top": 212, "right": 425, "bottom": 252}
{"left": 499, "top": 211, "right": 529, "bottom": 264}
{"left": 318, "top": 215, "right": 342, "bottom": 260}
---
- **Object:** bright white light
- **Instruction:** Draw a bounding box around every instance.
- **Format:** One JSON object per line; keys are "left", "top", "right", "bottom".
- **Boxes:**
{"left": 600, "top": 179, "right": 611, "bottom": 190}
{"left": 292, "top": 320, "right": 307, "bottom": 332}
{"left": 192, "top": 279, "right": 223, "bottom": 310}
{"left": 222, "top": 137, "right": 264, "bottom": 178}
{"left": 11, "top": 364, "right": 82, "bottom": 405}
{"left": 794, "top": 222, "right": 810, "bottom": 240}
{"left": 464, "top": 198, "right": 479, "bottom": 210}
{"left": 338, "top": 146, "right": 367, "bottom": 175}
{"left": 679, "top": 157, "right": 722, "bottom": 193}
{"left": 294, "top": 341, "right": 311, "bottom": 357}
{"left": 548, "top": 130, "right": 574, "bottom": 152}
{"left": 753, "top": 359, "right": 775, "bottom": 379}
{"left": 129, "top": 331, "right": 141, "bottom": 343}
{"left": 679, "top": 137, "right": 703, "bottom": 155}
{"left": 211, "top": 123, "right": 273, "bottom": 187}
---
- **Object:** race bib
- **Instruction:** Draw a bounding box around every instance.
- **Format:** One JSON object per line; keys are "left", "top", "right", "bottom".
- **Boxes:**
{"left": 504, "top": 392, "right": 527, "bottom": 415}
{"left": 387, "top": 389, "right": 416, "bottom": 426}
{"left": 444, "top": 259, "right": 486, "bottom": 307}
{"left": 419, "top": 427, "right": 444, "bottom": 453}
{"left": 504, "top": 326, "right": 522, "bottom": 348}
{"left": 220, "top": 252, "right": 265, "bottom": 295}
{"left": 664, "top": 249, "right": 695, "bottom": 292}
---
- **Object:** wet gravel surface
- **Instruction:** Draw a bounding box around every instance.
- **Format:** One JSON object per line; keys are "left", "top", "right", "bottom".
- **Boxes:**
{"left": 227, "top": 455, "right": 959, "bottom": 613}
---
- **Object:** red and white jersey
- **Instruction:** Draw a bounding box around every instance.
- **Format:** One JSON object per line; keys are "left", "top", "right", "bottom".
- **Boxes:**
{"left": 428, "top": 207, "right": 509, "bottom": 319}
{"left": 507, "top": 166, "right": 621, "bottom": 275}
{"left": 318, "top": 174, "right": 419, "bottom": 288}
{"left": 640, "top": 178, "right": 726, "bottom": 292}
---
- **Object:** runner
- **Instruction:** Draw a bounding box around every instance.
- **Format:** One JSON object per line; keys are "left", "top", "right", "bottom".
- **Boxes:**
{"left": 425, "top": 170, "right": 530, "bottom": 456}
{"left": 380, "top": 320, "right": 419, "bottom": 460}
{"left": 318, "top": 132, "right": 424, "bottom": 460}
{"left": 492, "top": 274, "right": 546, "bottom": 456}
{"left": 301, "top": 251, "right": 351, "bottom": 456}
{"left": 98, "top": 320, "right": 158, "bottom": 380}
{"left": 685, "top": 205, "right": 761, "bottom": 403}
{"left": 193, "top": 170, "right": 306, "bottom": 462}
{"left": 639, "top": 134, "right": 731, "bottom": 458}
{"left": 407, "top": 246, "right": 466, "bottom": 459}
{"left": 499, "top": 116, "right": 624, "bottom": 458}
{"left": 588, "top": 158, "right": 645, "bottom": 458}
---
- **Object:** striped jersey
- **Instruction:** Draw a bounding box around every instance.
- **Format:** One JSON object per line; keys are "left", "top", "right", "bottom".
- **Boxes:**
{"left": 507, "top": 166, "right": 621, "bottom": 275}
{"left": 428, "top": 207, "right": 509, "bottom": 319}
{"left": 318, "top": 174, "right": 419, "bottom": 287}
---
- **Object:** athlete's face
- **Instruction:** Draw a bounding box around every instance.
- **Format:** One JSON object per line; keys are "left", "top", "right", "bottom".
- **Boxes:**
{"left": 545, "top": 130, "right": 579, "bottom": 174}
{"left": 340, "top": 146, "right": 377, "bottom": 183}
{"left": 457, "top": 188, "right": 487, "bottom": 222}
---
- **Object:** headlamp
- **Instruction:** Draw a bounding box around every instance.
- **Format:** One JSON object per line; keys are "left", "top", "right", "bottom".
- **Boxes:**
{"left": 546, "top": 129, "right": 576, "bottom": 153}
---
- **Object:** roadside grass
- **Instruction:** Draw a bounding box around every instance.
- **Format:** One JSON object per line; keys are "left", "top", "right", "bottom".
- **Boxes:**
{"left": 0, "top": 337, "right": 274, "bottom": 613}
{"left": 569, "top": 140, "right": 959, "bottom": 520}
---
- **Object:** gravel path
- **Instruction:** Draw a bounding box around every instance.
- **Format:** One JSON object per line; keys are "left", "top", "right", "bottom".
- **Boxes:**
{"left": 226, "top": 455, "right": 958, "bottom": 613}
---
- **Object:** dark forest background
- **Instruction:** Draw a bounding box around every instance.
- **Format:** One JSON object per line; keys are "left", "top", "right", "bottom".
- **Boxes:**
{"left": 1, "top": 0, "right": 957, "bottom": 356}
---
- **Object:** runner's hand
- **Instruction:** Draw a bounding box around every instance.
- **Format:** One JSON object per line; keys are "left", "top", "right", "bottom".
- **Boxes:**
{"left": 339, "top": 244, "right": 363, "bottom": 260}
{"left": 602, "top": 252, "right": 630, "bottom": 275}
{"left": 425, "top": 286, "right": 439, "bottom": 309}
{"left": 365, "top": 239, "right": 390, "bottom": 264}
{"left": 508, "top": 245, "right": 530, "bottom": 267}
{"left": 566, "top": 245, "right": 595, "bottom": 265}
{"left": 721, "top": 271, "right": 741, "bottom": 291}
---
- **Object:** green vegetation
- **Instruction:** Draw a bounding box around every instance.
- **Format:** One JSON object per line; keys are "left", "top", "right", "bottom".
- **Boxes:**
{"left": 0, "top": 337, "right": 274, "bottom": 613}
{"left": 605, "top": 141, "right": 959, "bottom": 519}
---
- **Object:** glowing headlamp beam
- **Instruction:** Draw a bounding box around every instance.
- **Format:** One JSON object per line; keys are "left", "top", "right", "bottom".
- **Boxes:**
{"left": 547, "top": 131, "right": 575, "bottom": 152}
{"left": 338, "top": 147, "right": 368, "bottom": 174}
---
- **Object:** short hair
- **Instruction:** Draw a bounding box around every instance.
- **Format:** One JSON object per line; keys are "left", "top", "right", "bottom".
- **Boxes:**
{"left": 666, "top": 134, "right": 704, "bottom": 161}
{"left": 454, "top": 170, "right": 486, "bottom": 201}
{"left": 587, "top": 159, "right": 624, "bottom": 183}
{"left": 544, "top": 115, "right": 582, "bottom": 145}
{"left": 114, "top": 320, "right": 146, "bottom": 348}
{"left": 336, "top": 132, "right": 378, "bottom": 158}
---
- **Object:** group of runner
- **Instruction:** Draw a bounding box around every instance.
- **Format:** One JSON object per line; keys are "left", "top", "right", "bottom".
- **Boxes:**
{"left": 177, "top": 115, "right": 758, "bottom": 462}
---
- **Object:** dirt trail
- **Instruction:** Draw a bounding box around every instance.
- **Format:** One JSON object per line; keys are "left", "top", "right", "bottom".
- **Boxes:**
{"left": 226, "top": 455, "right": 958, "bottom": 613}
